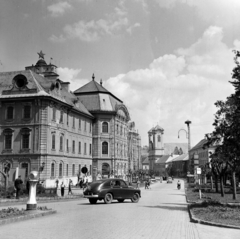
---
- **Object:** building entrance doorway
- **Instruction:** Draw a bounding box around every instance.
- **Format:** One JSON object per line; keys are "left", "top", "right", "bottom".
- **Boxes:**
{"left": 102, "top": 163, "right": 110, "bottom": 178}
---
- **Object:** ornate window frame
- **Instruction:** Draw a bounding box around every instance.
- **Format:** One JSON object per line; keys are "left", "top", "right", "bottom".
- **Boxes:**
{"left": 22, "top": 103, "right": 32, "bottom": 120}
{"left": 102, "top": 141, "right": 108, "bottom": 155}
{"left": 3, "top": 128, "right": 14, "bottom": 152}
{"left": 5, "top": 104, "right": 15, "bottom": 121}
{"left": 20, "top": 128, "right": 31, "bottom": 152}
{"left": 102, "top": 122, "right": 108, "bottom": 133}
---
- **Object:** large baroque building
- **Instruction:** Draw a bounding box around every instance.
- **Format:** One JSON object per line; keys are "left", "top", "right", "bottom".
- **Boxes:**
{"left": 0, "top": 52, "right": 139, "bottom": 187}
{"left": 0, "top": 52, "right": 93, "bottom": 187}
{"left": 74, "top": 75, "right": 131, "bottom": 180}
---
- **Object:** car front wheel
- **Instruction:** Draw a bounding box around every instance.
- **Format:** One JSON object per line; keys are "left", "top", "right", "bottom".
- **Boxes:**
{"left": 89, "top": 199, "right": 97, "bottom": 204}
{"left": 131, "top": 193, "right": 140, "bottom": 203}
{"left": 104, "top": 193, "right": 113, "bottom": 204}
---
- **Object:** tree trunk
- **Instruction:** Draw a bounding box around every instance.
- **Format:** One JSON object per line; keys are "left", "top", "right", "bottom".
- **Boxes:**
{"left": 220, "top": 176, "right": 225, "bottom": 197}
{"left": 210, "top": 176, "right": 213, "bottom": 190}
{"left": 215, "top": 175, "right": 219, "bottom": 193}
{"left": 232, "top": 171, "right": 237, "bottom": 200}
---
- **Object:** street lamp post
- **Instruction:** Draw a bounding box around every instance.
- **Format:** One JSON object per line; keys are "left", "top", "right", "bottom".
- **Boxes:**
{"left": 178, "top": 120, "right": 192, "bottom": 174}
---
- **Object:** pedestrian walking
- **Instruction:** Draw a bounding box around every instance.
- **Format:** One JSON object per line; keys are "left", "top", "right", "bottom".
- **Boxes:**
{"left": 82, "top": 175, "right": 88, "bottom": 190}
{"left": 145, "top": 180, "right": 149, "bottom": 189}
{"left": 136, "top": 178, "right": 140, "bottom": 189}
{"left": 79, "top": 178, "right": 83, "bottom": 189}
{"left": 14, "top": 175, "right": 23, "bottom": 199}
{"left": 55, "top": 179, "right": 59, "bottom": 188}
{"left": 68, "top": 179, "right": 73, "bottom": 195}
{"left": 148, "top": 179, "right": 151, "bottom": 189}
{"left": 26, "top": 178, "right": 30, "bottom": 195}
{"left": 60, "top": 182, "right": 65, "bottom": 197}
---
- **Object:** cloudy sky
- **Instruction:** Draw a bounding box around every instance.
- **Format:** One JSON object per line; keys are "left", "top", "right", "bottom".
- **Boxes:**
{"left": 1, "top": 0, "right": 240, "bottom": 147}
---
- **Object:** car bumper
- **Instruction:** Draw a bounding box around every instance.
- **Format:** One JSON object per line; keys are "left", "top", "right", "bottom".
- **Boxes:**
{"left": 84, "top": 195, "right": 99, "bottom": 198}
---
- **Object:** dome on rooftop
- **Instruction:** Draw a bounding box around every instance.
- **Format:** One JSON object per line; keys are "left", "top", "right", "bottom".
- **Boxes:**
{"left": 35, "top": 59, "right": 47, "bottom": 66}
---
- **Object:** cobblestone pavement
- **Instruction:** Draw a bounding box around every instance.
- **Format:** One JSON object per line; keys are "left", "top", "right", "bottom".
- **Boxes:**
{"left": 0, "top": 179, "right": 239, "bottom": 239}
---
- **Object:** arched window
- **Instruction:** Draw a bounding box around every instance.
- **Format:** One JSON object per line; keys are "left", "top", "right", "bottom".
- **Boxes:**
{"left": 6, "top": 106, "right": 14, "bottom": 120}
{"left": 66, "top": 164, "right": 68, "bottom": 176}
{"left": 102, "top": 122, "right": 108, "bottom": 133}
{"left": 3, "top": 162, "right": 11, "bottom": 174}
{"left": 72, "top": 140, "right": 75, "bottom": 153}
{"left": 52, "top": 134, "right": 56, "bottom": 150}
{"left": 60, "top": 135, "right": 63, "bottom": 151}
{"left": 66, "top": 139, "right": 69, "bottom": 152}
{"left": 59, "top": 162, "right": 63, "bottom": 177}
{"left": 51, "top": 163, "right": 55, "bottom": 177}
{"left": 3, "top": 128, "right": 14, "bottom": 150}
{"left": 21, "top": 162, "right": 29, "bottom": 178}
{"left": 102, "top": 163, "right": 110, "bottom": 176}
{"left": 21, "top": 128, "right": 31, "bottom": 149}
{"left": 102, "top": 142, "right": 108, "bottom": 155}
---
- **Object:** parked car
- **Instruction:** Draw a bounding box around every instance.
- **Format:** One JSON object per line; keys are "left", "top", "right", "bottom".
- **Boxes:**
{"left": 83, "top": 179, "right": 141, "bottom": 204}
{"left": 167, "top": 177, "right": 173, "bottom": 183}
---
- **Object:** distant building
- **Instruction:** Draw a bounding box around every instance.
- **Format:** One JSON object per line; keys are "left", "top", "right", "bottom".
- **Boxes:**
{"left": 145, "top": 124, "right": 188, "bottom": 176}
{"left": 148, "top": 125, "right": 164, "bottom": 170}
{"left": 127, "top": 122, "right": 141, "bottom": 173}
{"left": 189, "top": 138, "right": 216, "bottom": 174}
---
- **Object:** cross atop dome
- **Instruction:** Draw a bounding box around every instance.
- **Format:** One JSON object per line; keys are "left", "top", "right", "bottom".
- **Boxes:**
{"left": 37, "top": 50, "right": 45, "bottom": 60}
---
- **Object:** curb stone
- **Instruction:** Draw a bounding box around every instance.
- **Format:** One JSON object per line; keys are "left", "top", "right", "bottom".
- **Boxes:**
{"left": 0, "top": 209, "right": 57, "bottom": 226}
{"left": 0, "top": 195, "right": 83, "bottom": 205}
{"left": 185, "top": 187, "right": 240, "bottom": 230}
{"left": 187, "top": 204, "right": 240, "bottom": 230}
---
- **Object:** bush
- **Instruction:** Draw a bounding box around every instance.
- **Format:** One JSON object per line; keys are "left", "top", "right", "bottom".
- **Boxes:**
{"left": 0, "top": 186, "right": 16, "bottom": 198}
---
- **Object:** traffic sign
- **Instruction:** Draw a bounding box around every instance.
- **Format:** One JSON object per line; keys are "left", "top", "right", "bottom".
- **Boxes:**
{"left": 81, "top": 167, "right": 88, "bottom": 174}
{"left": 196, "top": 168, "right": 201, "bottom": 175}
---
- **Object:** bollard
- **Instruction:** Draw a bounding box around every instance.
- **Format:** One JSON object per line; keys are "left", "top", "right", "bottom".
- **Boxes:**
{"left": 26, "top": 171, "right": 38, "bottom": 210}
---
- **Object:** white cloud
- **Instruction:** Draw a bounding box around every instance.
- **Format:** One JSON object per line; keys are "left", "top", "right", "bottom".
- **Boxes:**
{"left": 127, "top": 23, "right": 141, "bottom": 34}
{"left": 47, "top": 2, "right": 72, "bottom": 17}
{"left": 57, "top": 67, "right": 88, "bottom": 91}
{"left": 50, "top": 2, "right": 140, "bottom": 42}
{"left": 104, "top": 26, "right": 236, "bottom": 146}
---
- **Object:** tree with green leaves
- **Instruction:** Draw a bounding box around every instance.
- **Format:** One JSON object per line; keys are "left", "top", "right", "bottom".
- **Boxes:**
{"left": 204, "top": 50, "right": 240, "bottom": 200}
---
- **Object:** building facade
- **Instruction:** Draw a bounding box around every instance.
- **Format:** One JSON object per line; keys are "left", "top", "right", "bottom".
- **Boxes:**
{"left": 0, "top": 53, "right": 94, "bottom": 187}
{"left": 127, "top": 121, "right": 141, "bottom": 173}
{"left": 148, "top": 125, "right": 164, "bottom": 170}
{"left": 0, "top": 52, "right": 142, "bottom": 186}
{"left": 74, "top": 75, "right": 131, "bottom": 180}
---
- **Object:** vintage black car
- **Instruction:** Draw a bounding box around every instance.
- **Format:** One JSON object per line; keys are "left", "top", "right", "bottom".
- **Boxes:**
{"left": 83, "top": 178, "right": 141, "bottom": 204}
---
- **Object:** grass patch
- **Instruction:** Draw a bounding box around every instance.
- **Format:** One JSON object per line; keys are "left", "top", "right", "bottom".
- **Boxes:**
{"left": 191, "top": 204, "right": 240, "bottom": 227}
{"left": 0, "top": 207, "right": 27, "bottom": 219}
{"left": 186, "top": 180, "right": 240, "bottom": 227}
{"left": 185, "top": 181, "right": 240, "bottom": 203}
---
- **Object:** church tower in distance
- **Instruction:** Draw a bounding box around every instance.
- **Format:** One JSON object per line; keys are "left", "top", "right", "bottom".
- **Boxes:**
{"left": 148, "top": 125, "right": 164, "bottom": 170}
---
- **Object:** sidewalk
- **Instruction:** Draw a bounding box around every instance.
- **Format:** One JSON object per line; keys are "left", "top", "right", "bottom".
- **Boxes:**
{"left": 0, "top": 187, "right": 83, "bottom": 207}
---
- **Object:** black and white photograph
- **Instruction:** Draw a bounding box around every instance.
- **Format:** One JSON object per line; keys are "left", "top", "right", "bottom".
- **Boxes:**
{"left": 0, "top": 0, "right": 240, "bottom": 238}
